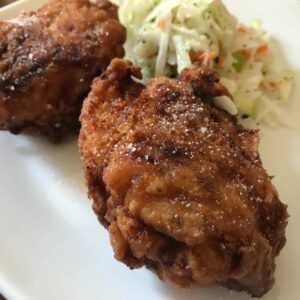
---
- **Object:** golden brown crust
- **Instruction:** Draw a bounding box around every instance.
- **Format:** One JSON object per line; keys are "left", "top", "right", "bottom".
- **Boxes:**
{"left": 0, "top": 0, "right": 125, "bottom": 140}
{"left": 79, "top": 59, "right": 288, "bottom": 297}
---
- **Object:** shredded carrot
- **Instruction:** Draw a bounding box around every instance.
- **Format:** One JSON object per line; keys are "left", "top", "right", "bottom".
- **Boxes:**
{"left": 238, "top": 27, "right": 247, "bottom": 34}
{"left": 207, "top": 50, "right": 216, "bottom": 59}
{"left": 260, "top": 81, "right": 277, "bottom": 89}
{"left": 216, "top": 55, "right": 223, "bottom": 69}
{"left": 190, "top": 50, "right": 216, "bottom": 62}
{"left": 256, "top": 44, "right": 268, "bottom": 55}
{"left": 157, "top": 19, "right": 166, "bottom": 29}
{"left": 241, "top": 49, "right": 252, "bottom": 60}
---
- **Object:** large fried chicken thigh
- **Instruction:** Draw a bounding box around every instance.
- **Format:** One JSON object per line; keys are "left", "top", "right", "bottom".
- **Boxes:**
{"left": 0, "top": 0, "right": 125, "bottom": 140}
{"left": 79, "top": 59, "right": 288, "bottom": 297}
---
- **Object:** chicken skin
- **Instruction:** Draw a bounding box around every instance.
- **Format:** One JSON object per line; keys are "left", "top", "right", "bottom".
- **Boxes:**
{"left": 79, "top": 59, "right": 288, "bottom": 297}
{"left": 0, "top": 0, "right": 125, "bottom": 140}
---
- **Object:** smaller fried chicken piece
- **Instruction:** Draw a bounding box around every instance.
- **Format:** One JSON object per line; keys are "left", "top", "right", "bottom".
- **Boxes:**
{"left": 0, "top": 0, "right": 125, "bottom": 140}
{"left": 79, "top": 59, "right": 288, "bottom": 297}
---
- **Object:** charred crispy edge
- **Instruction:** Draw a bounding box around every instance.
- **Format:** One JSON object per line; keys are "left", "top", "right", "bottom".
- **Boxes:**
{"left": 179, "top": 64, "right": 238, "bottom": 125}
{"left": 99, "top": 58, "right": 143, "bottom": 83}
{"left": 82, "top": 161, "right": 109, "bottom": 228}
{"left": 0, "top": 118, "right": 80, "bottom": 141}
{"left": 38, "top": 0, "right": 120, "bottom": 20}
{"left": 0, "top": 0, "right": 125, "bottom": 88}
{"left": 80, "top": 60, "right": 144, "bottom": 225}
{"left": 0, "top": 50, "right": 104, "bottom": 90}
{"left": 223, "top": 279, "right": 267, "bottom": 298}
{"left": 0, "top": 25, "right": 125, "bottom": 89}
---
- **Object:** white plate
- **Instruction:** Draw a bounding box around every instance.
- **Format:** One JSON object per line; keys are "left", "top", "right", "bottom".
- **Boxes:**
{"left": 0, "top": 1, "right": 300, "bottom": 299}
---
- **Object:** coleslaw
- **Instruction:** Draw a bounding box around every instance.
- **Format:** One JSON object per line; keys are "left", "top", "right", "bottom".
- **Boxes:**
{"left": 119, "top": 0, "right": 294, "bottom": 125}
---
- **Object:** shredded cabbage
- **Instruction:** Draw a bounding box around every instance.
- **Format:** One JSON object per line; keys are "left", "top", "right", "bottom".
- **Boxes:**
{"left": 119, "top": 0, "right": 294, "bottom": 126}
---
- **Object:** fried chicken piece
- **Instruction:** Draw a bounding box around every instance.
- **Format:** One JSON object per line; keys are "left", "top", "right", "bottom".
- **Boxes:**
{"left": 0, "top": 0, "right": 125, "bottom": 140}
{"left": 79, "top": 59, "right": 288, "bottom": 297}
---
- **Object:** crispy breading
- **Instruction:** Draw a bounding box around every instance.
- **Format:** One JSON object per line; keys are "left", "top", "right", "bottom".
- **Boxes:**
{"left": 79, "top": 59, "right": 288, "bottom": 297}
{"left": 0, "top": 0, "right": 125, "bottom": 140}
